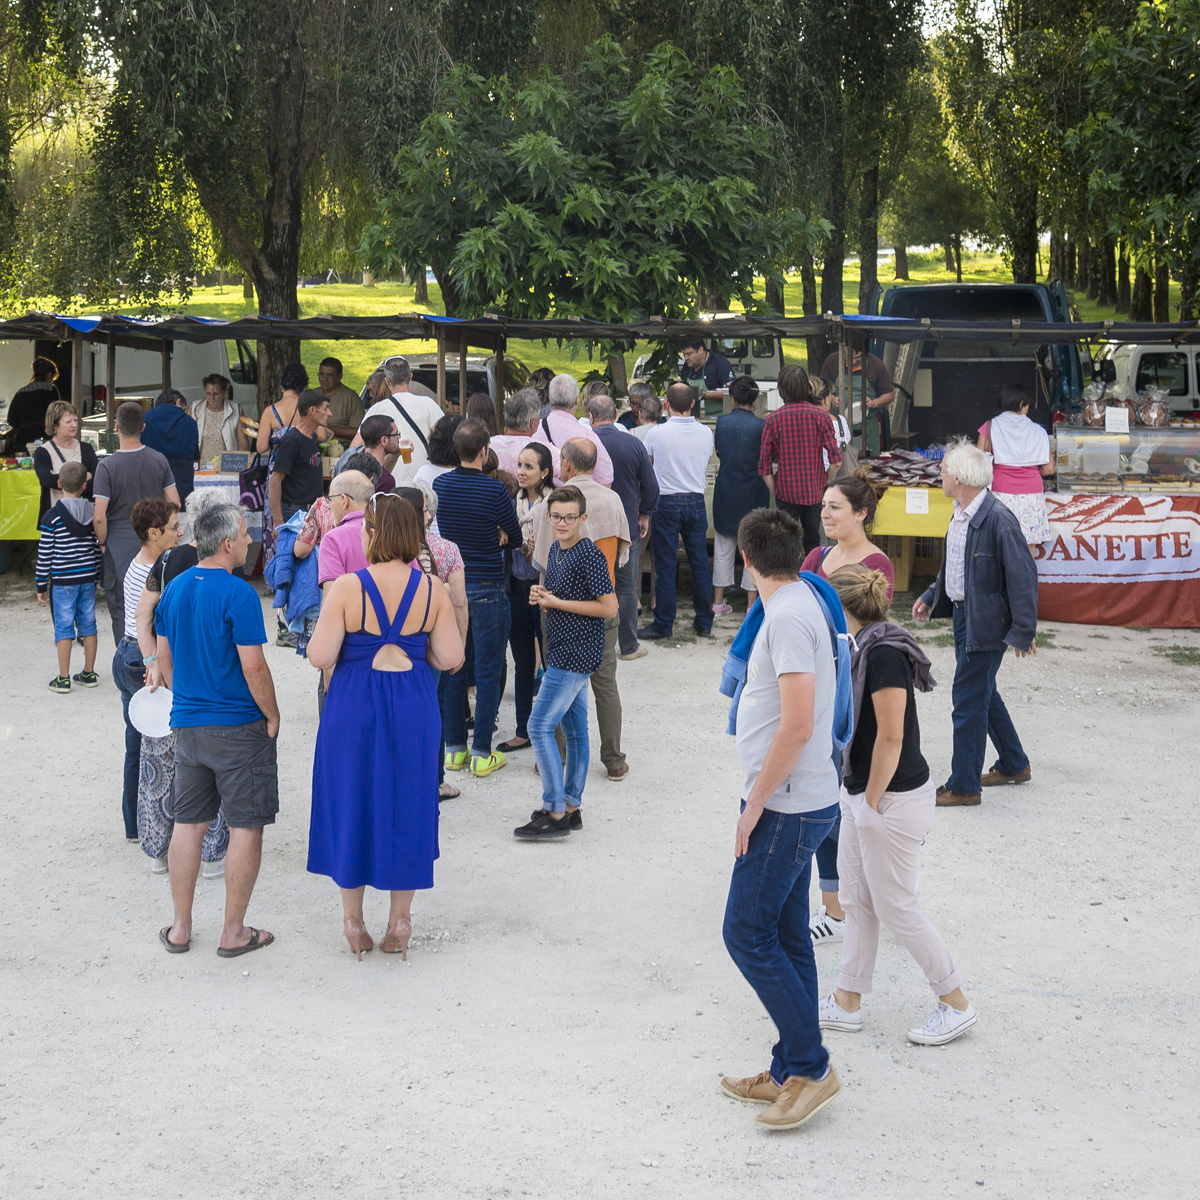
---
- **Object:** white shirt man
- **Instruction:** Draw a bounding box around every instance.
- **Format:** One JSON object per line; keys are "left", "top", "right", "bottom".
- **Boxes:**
{"left": 643, "top": 393, "right": 714, "bottom": 497}
{"left": 352, "top": 370, "right": 445, "bottom": 485}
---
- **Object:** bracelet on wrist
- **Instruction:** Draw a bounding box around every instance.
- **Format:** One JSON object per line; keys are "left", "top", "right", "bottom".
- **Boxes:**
{"left": 143, "top": 653, "right": 157, "bottom": 664}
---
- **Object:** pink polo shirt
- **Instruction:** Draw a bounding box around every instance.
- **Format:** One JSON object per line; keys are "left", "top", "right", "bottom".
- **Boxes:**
{"left": 317, "top": 508, "right": 368, "bottom": 584}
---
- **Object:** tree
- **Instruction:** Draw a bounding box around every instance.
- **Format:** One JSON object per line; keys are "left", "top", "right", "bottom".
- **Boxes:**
{"left": 362, "top": 38, "right": 820, "bottom": 327}
{"left": 1079, "top": 0, "right": 1200, "bottom": 318}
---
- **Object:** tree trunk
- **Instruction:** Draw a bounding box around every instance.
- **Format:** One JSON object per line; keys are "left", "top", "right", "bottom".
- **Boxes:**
{"left": 1116, "top": 240, "right": 1131, "bottom": 312}
{"left": 1009, "top": 200, "right": 1038, "bottom": 284}
{"left": 1154, "top": 259, "right": 1171, "bottom": 323}
{"left": 954, "top": 235, "right": 962, "bottom": 283}
{"left": 764, "top": 273, "right": 785, "bottom": 316}
{"left": 1130, "top": 266, "right": 1153, "bottom": 322}
{"left": 243, "top": 275, "right": 254, "bottom": 300}
{"left": 821, "top": 132, "right": 846, "bottom": 318}
{"left": 1098, "top": 237, "right": 1117, "bottom": 306}
{"left": 1047, "top": 230, "right": 1060, "bottom": 282}
{"left": 942, "top": 243, "right": 952, "bottom": 271}
{"left": 1180, "top": 260, "right": 1198, "bottom": 320}
{"left": 1074, "top": 236, "right": 1090, "bottom": 292}
{"left": 857, "top": 162, "right": 880, "bottom": 316}
{"left": 607, "top": 352, "right": 629, "bottom": 397}
{"left": 1066, "top": 237, "right": 1077, "bottom": 288}
{"left": 893, "top": 244, "right": 909, "bottom": 280}
{"left": 1086, "top": 238, "right": 1100, "bottom": 300}
{"left": 800, "top": 248, "right": 824, "bottom": 374}
{"left": 362, "top": 269, "right": 375, "bottom": 288}
{"left": 413, "top": 273, "right": 429, "bottom": 305}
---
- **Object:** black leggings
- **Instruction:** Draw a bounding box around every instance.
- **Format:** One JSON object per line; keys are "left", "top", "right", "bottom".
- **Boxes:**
{"left": 507, "top": 576, "right": 543, "bottom": 740}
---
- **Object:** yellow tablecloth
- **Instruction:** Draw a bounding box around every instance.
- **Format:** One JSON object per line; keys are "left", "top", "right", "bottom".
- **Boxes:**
{"left": 0, "top": 470, "right": 40, "bottom": 540}
{"left": 872, "top": 486, "right": 953, "bottom": 538}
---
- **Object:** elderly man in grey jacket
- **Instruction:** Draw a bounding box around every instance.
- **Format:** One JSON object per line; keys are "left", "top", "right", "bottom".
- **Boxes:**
{"left": 913, "top": 439, "right": 1038, "bottom": 807}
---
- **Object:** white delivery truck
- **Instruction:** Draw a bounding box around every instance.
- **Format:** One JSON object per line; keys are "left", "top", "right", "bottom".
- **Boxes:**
{"left": 1093, "top": 343, "right": 1200, "bottom": 414}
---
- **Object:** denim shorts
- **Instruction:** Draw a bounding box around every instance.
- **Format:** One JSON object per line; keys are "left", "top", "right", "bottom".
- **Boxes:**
{"left": 51, "top": 583, "right": 98, "bottom": 642}
{"left": 174, "top": 719, "right": 279, "bottom": 829}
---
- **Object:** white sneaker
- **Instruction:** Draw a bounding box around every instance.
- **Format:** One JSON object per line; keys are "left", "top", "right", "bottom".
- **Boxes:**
{"left": 809, "top": 905, "right": 845, "bottom": 945}
{"left": 818, "top": 993, "right": 863, "bottom": 1033}
{"left": 907, "top": 1001, "right": 977, "bottom": 1046}
{"left": 202, "top": 858, "right": 225, "bottom": 880}
{"left": 149, "top": 856, "right": 168, "bottom": 875}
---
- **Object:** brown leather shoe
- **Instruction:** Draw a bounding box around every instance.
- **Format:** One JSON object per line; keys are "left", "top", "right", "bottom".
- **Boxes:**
{"left": 607, "top": 763, "right": 629, "bottom": 782}
{"left": 756, "top": 1068, "right": 840, "bottom": 1129}
{"left": 720, "top": 1070, "right": 781, "bottom": 1105}
{"left": 981, "top": 766, "right": 1032, "bottom": 787}
{"left": 936, "top": 786, "right": 981, "bottom": 807}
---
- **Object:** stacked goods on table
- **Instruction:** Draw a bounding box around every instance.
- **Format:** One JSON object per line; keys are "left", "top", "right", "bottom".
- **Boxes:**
{"left": 862, "top": 449, "right": 944, "bottom": 488}
{"left": 1079, "top": 382, "right": 1173, "bottom": 429}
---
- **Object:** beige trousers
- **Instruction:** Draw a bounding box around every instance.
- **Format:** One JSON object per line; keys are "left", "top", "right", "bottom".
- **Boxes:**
{"left": 554, "top": 615, "right": 623, "bottom": 771}
{"left": 836, "top": 780, "right": 964, "bottom": 997}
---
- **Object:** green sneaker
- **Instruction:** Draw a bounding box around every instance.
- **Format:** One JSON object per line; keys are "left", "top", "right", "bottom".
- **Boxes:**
{"left": 72, "top": 671, "right": 100, "bottom": 688}
{"left": 48, "top": 675, "right": 71, "bottom": 694}
{"left": 444, "top": 750, "right": 469, "bottom": 772}
{"left": 469, "top": 751, "right": 507, "bottom": 778}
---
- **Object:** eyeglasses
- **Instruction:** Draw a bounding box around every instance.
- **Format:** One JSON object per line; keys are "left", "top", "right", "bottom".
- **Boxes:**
{"left": 548, "top": 512, "right": 582, "bottom": 525}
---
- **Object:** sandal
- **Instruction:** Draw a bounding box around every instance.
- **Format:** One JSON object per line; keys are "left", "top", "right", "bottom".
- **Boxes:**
{"left": 496, "top": 738, "right": 531, "bottom": 753}
{"left": 159, "top": 925, "right": 190, "bottom": 954}
{"left": 216, "top": 927, "right": 275, "bottom": 958}
{"left": 439, "top": 783, "right": 460, "bottom": 801}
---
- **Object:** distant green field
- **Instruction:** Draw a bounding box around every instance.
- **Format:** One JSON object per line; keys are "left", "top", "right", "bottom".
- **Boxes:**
{"left": 110, "top": 249, "right": 1165, "bottom": 394}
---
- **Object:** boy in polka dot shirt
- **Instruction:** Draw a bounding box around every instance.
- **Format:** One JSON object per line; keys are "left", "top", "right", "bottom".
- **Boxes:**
{"left": 513, "top": 485, "right": 618, "bottom": 841}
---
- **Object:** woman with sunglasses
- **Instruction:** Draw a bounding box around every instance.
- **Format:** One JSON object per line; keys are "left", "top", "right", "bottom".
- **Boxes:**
{"left": 307, "top": 493, "right": 465, "bottom": 960}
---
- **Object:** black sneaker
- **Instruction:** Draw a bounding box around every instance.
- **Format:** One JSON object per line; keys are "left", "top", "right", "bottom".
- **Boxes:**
{"left": 638, "top": 626, "right": 671, "bottom": 641}
{"left": 72, "top": 671, "right": 100, "bottom": 688}
{"left": 693, "top": 626, "right": 713, "bottom": 638}
{"left": 529, "top": 808, "right": 582, "bottom": 831}
{"left": 48, "top": 675, "right": 71, "bottom": 694}
{"left": 514, "top": 811, "right": 571, "bottom": 840}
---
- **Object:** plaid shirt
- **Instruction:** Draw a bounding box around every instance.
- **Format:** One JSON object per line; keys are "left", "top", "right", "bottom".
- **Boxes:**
{"left": 758, "top": 403, "right": 842, "bottom": 505}
{"left": 944, "top": 488, "right": 989, "bottom": 600}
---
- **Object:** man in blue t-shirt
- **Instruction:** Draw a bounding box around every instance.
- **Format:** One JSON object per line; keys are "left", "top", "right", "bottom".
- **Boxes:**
{"left": 151, "top": 502, "right": 281, "bottom": 959}
{"left": 513, "top": 485, "right": 617, "bottom": 842}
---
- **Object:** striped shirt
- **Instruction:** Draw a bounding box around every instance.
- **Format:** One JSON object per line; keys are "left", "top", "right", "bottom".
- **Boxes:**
{"left": 123, "top": 559, "right": 155, "bottom": 638}
{"left": 432, "top": 467, "right": 523, "bottom": 585}
{"left": 945, "top": 489, "right": 988, "bottom": 601}
{"left": 34, "top": 507, "right": 102, "bottom": 593}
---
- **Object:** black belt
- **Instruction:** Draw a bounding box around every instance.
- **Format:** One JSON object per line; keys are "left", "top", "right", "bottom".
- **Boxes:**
{"left": 951, "top": 599, "right": 965, "bottom": 609}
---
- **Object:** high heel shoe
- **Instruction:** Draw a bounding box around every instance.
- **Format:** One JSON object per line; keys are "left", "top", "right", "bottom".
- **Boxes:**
{"left": 380, "top": 915, "right": 412, "bottom": 960}
{"left": 344, "top": 917, "right": 375, "bottom": 961}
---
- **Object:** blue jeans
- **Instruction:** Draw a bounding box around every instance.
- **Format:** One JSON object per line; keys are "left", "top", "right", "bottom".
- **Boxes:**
{"left": 650, "top": 493, "right": 713, "bottom": 634}
{"left": 814, "top": 812, "right": 840, "bottom": 892}
{"left": 112, "top": 637, "right": 145, "bottom": 839}
{"left": 442, "top": 580, "right": 510, "bottom": 756}
{"left": 947, "top": 604, "right": 1029, "bottom": 794}
{"left": 723, "top": 802, "right": 839, "bottom": 1084}
{"left": 51, "top": 582, "right": 98, "bottom": 642}
{"left": 528, "top": 666, "right": 590, "bottom": 813}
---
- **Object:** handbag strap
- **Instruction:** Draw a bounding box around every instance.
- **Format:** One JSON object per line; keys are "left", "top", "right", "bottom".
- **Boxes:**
{"left": 388, "top": 397, "right": 428, "bottom": 450}
{"left": 541, "top": 415, "right": 555, "bottom": 446}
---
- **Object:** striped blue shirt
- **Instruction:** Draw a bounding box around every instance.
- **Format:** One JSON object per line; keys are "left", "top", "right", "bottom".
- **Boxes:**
{"left": 432, "top": 467, "right": 523, "bottom": 585}
{"left": 945, "top": 488, "right": 988, "bottom": 601}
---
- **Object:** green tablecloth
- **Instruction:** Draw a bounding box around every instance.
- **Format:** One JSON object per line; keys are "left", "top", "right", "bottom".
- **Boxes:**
{"left": 0, "top": 471, "right": 41, "bottom": 540}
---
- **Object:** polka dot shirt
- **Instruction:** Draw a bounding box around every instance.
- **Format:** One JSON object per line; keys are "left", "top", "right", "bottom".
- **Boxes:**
{"left": 543, "top": 537, "right": 614, "bottom": 675}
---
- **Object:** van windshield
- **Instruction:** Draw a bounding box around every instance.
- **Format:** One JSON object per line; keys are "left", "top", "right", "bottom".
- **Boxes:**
{"left": 884, "top": 288, "right": 1047, "bottom": 321}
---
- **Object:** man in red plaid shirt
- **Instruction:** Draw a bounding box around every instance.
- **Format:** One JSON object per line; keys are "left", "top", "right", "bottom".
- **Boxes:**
{"left": 758, "top": 365, "right": 842, "bottom": 555}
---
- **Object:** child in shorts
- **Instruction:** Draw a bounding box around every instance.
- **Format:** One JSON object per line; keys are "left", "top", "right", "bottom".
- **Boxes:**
{"left": 35, "top": 460, "right": 102, "bottom": 693}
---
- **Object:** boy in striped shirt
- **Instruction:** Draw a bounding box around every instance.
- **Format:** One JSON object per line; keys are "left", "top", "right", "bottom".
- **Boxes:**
{"left": 36, "top": 460, "right": 102, "bottom": 692}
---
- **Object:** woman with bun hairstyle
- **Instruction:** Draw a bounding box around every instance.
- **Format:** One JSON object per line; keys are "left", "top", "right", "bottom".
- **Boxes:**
{"left": 818, "top": 563, "right": 978, "bottom": 1047}
{"left": 801, "top": 471, "right": 895, "bottom": 602}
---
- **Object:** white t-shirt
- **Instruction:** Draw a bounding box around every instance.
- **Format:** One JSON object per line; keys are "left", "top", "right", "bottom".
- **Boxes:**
{"left": 735, "top": 581, "right": 838, "bottom": 813}
{"left": 360, "top": 392, "right": 446, "bottom": 485}
{"left": 643, "top": 416, "right": 714, "bottom": 495}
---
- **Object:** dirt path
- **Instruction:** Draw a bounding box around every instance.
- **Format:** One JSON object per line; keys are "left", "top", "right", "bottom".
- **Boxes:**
{"left": 1, "top": 572, "right": 1196, "bottom": 1198}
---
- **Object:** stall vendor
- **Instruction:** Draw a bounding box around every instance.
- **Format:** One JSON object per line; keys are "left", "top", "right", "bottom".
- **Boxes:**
{"left": 680, "top": 338, "right": 736, "bottom": 416}
{"left": 821, "top": 346, "right": 895, "bottom": 456}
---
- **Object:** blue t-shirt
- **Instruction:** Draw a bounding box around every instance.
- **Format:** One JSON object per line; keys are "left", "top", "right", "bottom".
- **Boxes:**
{"left": 543, "top": 537, "right": 614, "bottom": 675}
{"left": 156, "top": 567, "right": 268, "bottom": 727}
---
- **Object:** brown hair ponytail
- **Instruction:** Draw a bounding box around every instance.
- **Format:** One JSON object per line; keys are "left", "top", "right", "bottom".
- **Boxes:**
{"left": 827, "top": 563, "right": 891, "bottom": 624}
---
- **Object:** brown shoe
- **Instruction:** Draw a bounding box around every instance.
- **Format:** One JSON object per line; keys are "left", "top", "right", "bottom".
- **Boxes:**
{"left": 607, "top": 763, "right": 629, "bottom": 782}
{"left": 981, "top": 765, "right": 1031, "bottom": 787}
{"left": 720, "top": 1070, "right": 781, "bottom": 1105}
{"left": 756, "top": 1068, "right": 840, "bottom": 1129}
{"left": 936, "top": 786, "right": 981, "bottom": 807}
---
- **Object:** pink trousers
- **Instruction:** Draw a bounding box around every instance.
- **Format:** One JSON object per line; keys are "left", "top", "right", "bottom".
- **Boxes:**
{"left": 836, "top": 781, "right": 964, "bottom": 998}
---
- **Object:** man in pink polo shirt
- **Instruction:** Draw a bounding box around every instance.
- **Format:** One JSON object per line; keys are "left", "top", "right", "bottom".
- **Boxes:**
{"left": 318, "top": 470, "right": 373, "bottom": 587}
{"left": 534, "top": 374, "right": 614, "bottom": 486}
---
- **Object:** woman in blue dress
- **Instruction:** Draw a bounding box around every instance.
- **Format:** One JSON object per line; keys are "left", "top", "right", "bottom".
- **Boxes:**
{"left": 307, "top": 493, "right": 464, "bottom": 959}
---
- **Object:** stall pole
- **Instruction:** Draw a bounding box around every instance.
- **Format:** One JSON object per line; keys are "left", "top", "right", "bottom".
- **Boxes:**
{"left": 494, "top": 342, "right": 505, "bottom": 427}
{"left": 160, "top": 341, "right": 172, "bottom": 393}
{"left": 105, "top": 334, "right": 116, "bottom": 432}
{"left": 71, "top": 332, "right": 84, "bottom": 416}
{"left": 436, "top": 332, "right": 447, "bottom": 408}
{"left": 458, "top": 340, "right": 467, "bottom": 412}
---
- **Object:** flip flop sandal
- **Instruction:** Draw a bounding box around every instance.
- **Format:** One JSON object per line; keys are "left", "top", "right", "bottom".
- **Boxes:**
{"left": 495, "top": 739, "right": 531, "bottom": 753}
{"left": 439, "top": 784, "right": 461, "bottom": 801}
{"left": 160, "top": 926, "right": 190, "bottom": 954}
{"left": 216, "top": 927, "right": 275, "bottom": 958}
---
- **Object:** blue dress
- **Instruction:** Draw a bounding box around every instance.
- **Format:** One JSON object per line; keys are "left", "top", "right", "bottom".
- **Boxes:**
{"left": 308, "top": 568, "right": 441, "bottom": 890}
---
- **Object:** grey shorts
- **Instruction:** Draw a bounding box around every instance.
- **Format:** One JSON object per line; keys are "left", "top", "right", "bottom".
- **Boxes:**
{"left": 173, "top": 720, "right": 279, "bottom": 829}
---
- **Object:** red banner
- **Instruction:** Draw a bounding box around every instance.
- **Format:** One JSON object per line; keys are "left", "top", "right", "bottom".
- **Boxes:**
{"left": 1035, "top": 492, "right": 1200, "bottom": 627}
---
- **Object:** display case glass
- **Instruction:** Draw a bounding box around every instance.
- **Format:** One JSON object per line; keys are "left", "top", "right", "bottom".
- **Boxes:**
{"left": 1054, "top": 427, "right": 1200, "bottom": 492}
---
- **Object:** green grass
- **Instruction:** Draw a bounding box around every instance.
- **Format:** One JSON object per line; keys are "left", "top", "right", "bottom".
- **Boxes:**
{"left": 1034, "top": 630, "right": 1057, "bottom": 649}
{"left": 917, "top": 632, "right": 956, "bottom": 648}
{"left": 1151, "top": 644, "right": 1200, "bottom": 666}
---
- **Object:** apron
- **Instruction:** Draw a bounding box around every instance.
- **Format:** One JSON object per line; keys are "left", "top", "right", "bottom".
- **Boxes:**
{"left": 835, "top": 366, "right": 888, "bottom": 458}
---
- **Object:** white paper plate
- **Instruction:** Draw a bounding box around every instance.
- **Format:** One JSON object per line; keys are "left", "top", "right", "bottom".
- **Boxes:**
{"left": 128, "top": 686, "right": 174, "bottom": 739}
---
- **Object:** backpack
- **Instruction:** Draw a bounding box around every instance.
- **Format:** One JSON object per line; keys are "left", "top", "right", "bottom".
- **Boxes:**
{"left": 718, "top": 572, "right": 855, "bottom": 779}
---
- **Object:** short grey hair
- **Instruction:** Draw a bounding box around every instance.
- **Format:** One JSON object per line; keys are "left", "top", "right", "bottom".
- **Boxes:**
{"left": 561, "top": 438, "right": 597, "bottom": 473}
{"left": 637, "top": 393, "right": 662, "bottom": 422}
{"left": 329, "top": 469, "right": 374, "bottom": 503}
{"left": 628, "top": 381, "right": 654, "bottom": 403}
{"left": 193, "top": 502, "right": 245, "bottom": 559}
{"left": 548, "top": 373, "right": 579, "bottom": 410}
{"left": 383, "top": 356, "right": 412, "bottom": 386}
{"left": 942, "top": 438, "right": 994, "bottom": 490}
{"left": 586, "top": 394, "right": 617, "bottom": 423}
{"left": 504, "top": 388, "right": 541, "bottom": 432}
{"left": 412, "top": 478, "right": 438, "bottom": 517}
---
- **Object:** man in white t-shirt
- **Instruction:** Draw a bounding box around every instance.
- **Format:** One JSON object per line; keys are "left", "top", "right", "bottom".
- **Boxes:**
{"left": 719, "top": 506, "right": 842, "bottom": 1131}
{"left": 348, "top": 356, "right": 444, "bottom": 486}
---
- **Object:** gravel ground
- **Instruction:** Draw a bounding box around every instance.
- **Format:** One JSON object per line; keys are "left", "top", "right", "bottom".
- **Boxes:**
{"left": 0, "top": 569, "right": 1197, "bottom": 1199}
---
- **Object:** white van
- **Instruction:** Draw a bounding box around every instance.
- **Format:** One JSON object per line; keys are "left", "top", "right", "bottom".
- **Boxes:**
{"left": 1093, "top": 343, "right": 1200, "bottom": 413}
{"left": 0, "top": 336, "right": 259, "bottom": 422}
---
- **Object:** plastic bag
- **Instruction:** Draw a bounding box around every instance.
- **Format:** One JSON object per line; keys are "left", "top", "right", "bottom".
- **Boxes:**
{"left": 1138, "top": 385, "right": 1170, "bottom": 428}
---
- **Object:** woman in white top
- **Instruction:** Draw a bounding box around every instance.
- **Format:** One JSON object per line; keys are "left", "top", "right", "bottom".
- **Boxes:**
{"left": 977, "top": 384, "right": 1053, "bottom": 548}
{"left": 192, "top": 373, "right": 249, "bottom": 463}
{"left": 412, "top": 413, "right": 462, "bottom": 536}
{"left": 112, "top": 497, "right": 180, "bottom": 842}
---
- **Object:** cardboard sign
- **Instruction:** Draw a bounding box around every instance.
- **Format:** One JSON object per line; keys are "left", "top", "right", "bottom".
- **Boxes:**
{"left": 1104, "top": 406, "right": 1130, "bottom": 434}
{"left": 905, "top": 487, "right": 930, "bottom": 515}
